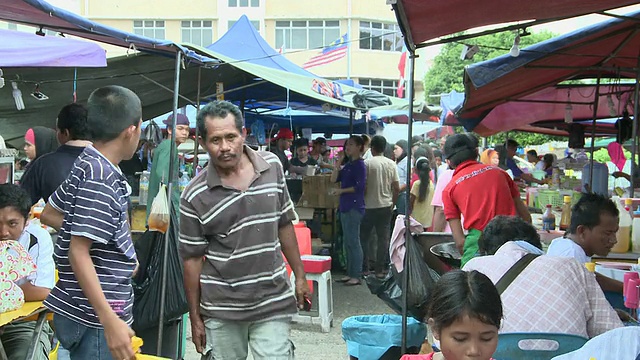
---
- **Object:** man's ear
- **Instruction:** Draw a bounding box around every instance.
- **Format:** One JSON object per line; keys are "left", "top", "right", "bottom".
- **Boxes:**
{"left": 428, "top": 318, "right": 440, "bottom": 341}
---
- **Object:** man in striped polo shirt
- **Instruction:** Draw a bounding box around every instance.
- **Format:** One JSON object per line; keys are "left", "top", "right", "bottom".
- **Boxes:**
{"left": 180, "top": 101, "right": 310, "bottom": 360}
{"left": 41, "top": 85, "right": 142, "bottom": 360}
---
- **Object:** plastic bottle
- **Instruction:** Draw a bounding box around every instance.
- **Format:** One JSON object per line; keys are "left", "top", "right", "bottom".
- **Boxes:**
{"left": 179, "top": 171, "right": 191, "bottom": 193}
{"left": 551, "top": 166, "right": 561, "bottom": 189}
{"left": 542, "top": 204, "right": 556, "bottom": 231}
{"left": 559, "top": 196, "right": 572, "bottom": 231}
{"left": 612, "top": 197, "right": 632, "bottom": 253}
{"left": 139, "top": 171, "right": 149, "bottom": 205}
{"left": 633, "top": 206, "right": 640, "bottom": 253}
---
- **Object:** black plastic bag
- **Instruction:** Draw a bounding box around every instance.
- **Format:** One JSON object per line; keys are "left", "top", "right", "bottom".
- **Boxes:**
{"left": 132, "top": 210, "right": 188, "bottom": 331}
{"left": 141, "top": 120, "right": 163, "bottom": 147}
{"left": 366, "top": 234, "right": 439, "bottom": 321}
{"left": 352, "top": 89, "right": 392, "bottom": 109}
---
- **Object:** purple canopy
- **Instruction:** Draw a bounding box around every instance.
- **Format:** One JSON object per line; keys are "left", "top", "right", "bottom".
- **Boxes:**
{"left": 1, "top": 28, "right": 106, "bottom": 67}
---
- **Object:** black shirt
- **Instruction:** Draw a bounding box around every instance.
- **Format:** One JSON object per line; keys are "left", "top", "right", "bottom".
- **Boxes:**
{"left": 20, "top": 144, "right": 86, "bottom": 206}
{"left": 270, "top": 148, "right": 289, "bottom": 171}
{"left": 290, "top": 157, "right": 318, "bottom": 167}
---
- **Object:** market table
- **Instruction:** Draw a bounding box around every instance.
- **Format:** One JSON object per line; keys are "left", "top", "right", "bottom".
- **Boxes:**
{"left": 0, "top": 301, "right": 49, "bottom": 360}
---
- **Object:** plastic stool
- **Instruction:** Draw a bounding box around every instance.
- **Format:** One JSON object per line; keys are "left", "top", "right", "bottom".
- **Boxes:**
{"left": 290, "top": 255, "right": 333, "bottom": 333}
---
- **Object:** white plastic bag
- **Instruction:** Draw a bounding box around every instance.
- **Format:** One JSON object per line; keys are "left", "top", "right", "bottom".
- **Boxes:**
{"left": 148, "top": 184, "right": 169, "bottom": 233}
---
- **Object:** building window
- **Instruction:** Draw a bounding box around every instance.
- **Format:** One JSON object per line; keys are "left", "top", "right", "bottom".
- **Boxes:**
{"left": 181, "top": 20, "right": 213, "bottom": 47}
{"left": 360, "top": 78, "right": 397, "bottom": 97}
{"left": 228, "top": 20, "right": 260, "bottom": 32}
{"left": 133, "top": 20, "right": 165, "bottom": 40}
{"left": 359, "top": 21, "right": 402, "bottom": 51}
{"left": 228, "top": 0, "right": 259, "bottom": 7}
{"left": 275, "top": 20, "right": 340, "bottom": 50}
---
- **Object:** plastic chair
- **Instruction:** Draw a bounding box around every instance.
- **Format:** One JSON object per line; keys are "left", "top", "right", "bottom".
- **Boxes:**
{"left": 493, "top": 333, "right": 588, "bottom": 360}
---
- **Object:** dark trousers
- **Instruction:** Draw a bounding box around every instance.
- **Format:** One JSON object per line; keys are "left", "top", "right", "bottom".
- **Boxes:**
{"left": 360, "top": 206, "right": 394, "bottom": 273}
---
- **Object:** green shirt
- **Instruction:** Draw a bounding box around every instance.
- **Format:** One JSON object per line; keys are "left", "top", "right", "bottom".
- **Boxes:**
{"left": 146, "top": 139, "right": 181, "bottom": 222}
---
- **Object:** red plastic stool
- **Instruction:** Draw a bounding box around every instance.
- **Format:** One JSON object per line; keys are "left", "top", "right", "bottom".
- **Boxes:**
{"left": 291, "top": 255, "right": 333, "bottom": 333}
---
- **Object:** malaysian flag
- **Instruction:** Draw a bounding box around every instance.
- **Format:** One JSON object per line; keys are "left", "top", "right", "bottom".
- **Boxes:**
{"left": 303, "top": 33, "right": 348, "bottom": 69}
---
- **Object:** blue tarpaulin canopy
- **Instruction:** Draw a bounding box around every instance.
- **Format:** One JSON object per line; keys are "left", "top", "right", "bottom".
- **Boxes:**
{"left": 0, "top": 28, "right": 106, "bottom": 67}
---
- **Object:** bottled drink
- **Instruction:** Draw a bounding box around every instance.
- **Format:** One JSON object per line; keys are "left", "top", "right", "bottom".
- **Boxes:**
{"left": 542, "top": 204, "right": 556, "bottom": 231}
{"left": 612, "top": 197, "right": 632, "bottom": 253}
{"left": 633, "top": 206, "right": 640, "bottom": 253}
{"left": 139, "top": 171, "right": 150, "bottom": 205}
{"left": 559, "top": 195, "right": 572, "bottom": 231}
{"left": 179, "top": 171, "right": 191, "bottom": 193}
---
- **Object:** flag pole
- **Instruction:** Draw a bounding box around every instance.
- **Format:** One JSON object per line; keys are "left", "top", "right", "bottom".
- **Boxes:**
{"left": 347, "top": 0, "right": 352, "bottom": 80}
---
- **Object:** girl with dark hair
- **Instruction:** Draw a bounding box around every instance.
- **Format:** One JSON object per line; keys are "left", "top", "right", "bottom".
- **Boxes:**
{"left": 331, "top": 135, "right": 367, "bottom": 286}
{"left": 426, "top": 270, "right": 503, "bottom": 360}
{"left": 410, "top": 157, "right": 435, "bottom": 230}
{"left": 394, "top": 139, "right": 409, "bottom": 215}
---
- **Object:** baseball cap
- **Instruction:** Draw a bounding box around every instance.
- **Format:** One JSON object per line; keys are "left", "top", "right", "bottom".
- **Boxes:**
{"left": 313, "top": 137, "right": 327, "bottom": 145}
{"left": 163, "top": 113, "right": 190, "bottom": 127}
{"left": 275, "top": 128, "right": 294, "bottom": 140}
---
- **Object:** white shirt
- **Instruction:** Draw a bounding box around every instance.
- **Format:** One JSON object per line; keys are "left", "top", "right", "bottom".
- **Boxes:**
{"left": 546, "top": 236, "right": 591, "bottom": 264}
{"left": 552, "top": 327, "right": 640, "bottom": 360}
{"left": 16, "top": 221, "right": 55, "bottom": 289}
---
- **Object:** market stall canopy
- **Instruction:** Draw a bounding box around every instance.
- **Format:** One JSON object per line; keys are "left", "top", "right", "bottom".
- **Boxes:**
{"left": 390, "top": 0, "right": 638, "bottom": 48}
{"left": 0, "top": 0, "right": 212, "bottom": 62}
{"left": 0, "top": 28, "right": 106, "bottom": 67}
{"left": 448, "top": 85, "right": 635, "bottom": 136}
{"left": 459, "top": 10, "right": 640, "bottom": 133}
{"left": 0, "top": 54, "right": 215, "bottom": 147}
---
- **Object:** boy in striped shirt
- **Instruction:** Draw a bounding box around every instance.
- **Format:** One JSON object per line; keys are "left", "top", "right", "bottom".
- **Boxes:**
{"left": 41, "top": 85, "right": 142, "bottom": 360}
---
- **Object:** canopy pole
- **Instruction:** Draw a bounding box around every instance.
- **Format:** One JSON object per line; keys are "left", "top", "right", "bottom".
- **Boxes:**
{"left": 157, "top": 51, "right": 182, "bottom": 355}
{"left": 401, "top": 50, "right": 416, "bottom": 356}
{"left": 588, "top": 75, "right": 602, "bottom": 192}
{"left": 349, "top": 109, "right": 354, "bottom": 136}
{"left": 193, "top": 66, "right": 201, "bottom": 177}
{"left": 630, "top": 53, "right": 640, "bottom": 197}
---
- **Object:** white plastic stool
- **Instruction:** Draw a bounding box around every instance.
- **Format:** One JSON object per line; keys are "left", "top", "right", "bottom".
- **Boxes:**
{"left": 290, "top": 270, "right": 334, "bottom": 333}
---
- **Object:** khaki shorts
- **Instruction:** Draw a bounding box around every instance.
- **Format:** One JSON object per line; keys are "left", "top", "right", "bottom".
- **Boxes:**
{"left": 201, "top": 317, "right": 294, "bottom": 360}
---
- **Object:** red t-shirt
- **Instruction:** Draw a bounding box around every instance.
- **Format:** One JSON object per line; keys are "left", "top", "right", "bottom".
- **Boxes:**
{"left": 442, "top": 160, "right": 519, "bottom": 231}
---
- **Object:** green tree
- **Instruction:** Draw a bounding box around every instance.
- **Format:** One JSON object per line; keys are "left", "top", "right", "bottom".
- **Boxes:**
{"left": 425, "top": 31, "right": 562, "bottom": 146}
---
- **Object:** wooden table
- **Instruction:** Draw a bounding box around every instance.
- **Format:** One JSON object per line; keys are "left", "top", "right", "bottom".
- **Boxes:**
{"left": 0, "top": 302, "right": 49, "bottom": 360}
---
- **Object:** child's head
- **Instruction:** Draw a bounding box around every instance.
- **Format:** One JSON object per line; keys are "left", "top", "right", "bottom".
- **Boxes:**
{"left": 427, "top": 270, "right": 502, "bottom": 360}
{"left": 0, "top": 184, "right": 31, "bottom": 241}
{"left": 87, "top": 85, "right": 142, "bottom": 160}
{"left": 294, "top": 138, "right": 310, "bottom": 159}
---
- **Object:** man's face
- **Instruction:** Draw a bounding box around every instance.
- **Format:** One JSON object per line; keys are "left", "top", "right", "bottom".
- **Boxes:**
{"left": 168, "top": 125, "right": 190, "bottom": 145}
{"left": 0, "top": 206, "right": 26, "bottom": 241}
{"left": 279, "top": 138, "right": 293, "bottom": 151}
{"left": 581, "top": 213, "right": 620, "bottom": 256}
{"left": 527, "top": 153, "right": 537, "bottom": 163}
{"left": 199, "top": 114, "right": 245, "bottom": 170}
{"left": 393, "top": 145, "right": 404, "bottom": 160}
{"left": 507, "top": 145, "right": 517, "bottom": 158}
{"left": 296, "top": 145, "right": 309, "bottom": 159}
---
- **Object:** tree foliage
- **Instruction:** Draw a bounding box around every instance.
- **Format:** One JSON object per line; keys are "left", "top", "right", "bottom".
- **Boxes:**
{"left": 425, "top": 31, "right": 563, "bottom": 146}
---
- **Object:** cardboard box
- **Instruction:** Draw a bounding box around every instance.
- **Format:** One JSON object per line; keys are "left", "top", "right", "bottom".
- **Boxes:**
{"left": 297, "top": 174, "right": 339, "bottom": 209}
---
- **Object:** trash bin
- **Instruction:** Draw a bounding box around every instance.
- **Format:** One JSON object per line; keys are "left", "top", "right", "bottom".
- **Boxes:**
{"left": 342, "top": 314, "right": 427, "bottom": 360}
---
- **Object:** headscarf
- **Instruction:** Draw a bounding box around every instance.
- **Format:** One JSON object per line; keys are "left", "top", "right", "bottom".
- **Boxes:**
{"left": 395, "top": 139, "right": 408, "bottom": 163}
{"left": 28, "top": 126, "right": 59, "bottom": 161}
{"left": 480, "top": 149, "right": 497, "bottom": 165}
{"left": 607, "top": 141, "right": 626, "bottom": 172}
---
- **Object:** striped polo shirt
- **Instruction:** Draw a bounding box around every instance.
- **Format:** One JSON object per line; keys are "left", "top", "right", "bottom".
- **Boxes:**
{"left": 179, "top": 146, "right": 298, "bottom": 322}
{"left": 44, "top": 145, "right": 137, "bottom": 328}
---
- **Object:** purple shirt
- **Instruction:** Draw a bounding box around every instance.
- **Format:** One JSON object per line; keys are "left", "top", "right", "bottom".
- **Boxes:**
{"left": 337, "top": 159, "right": 366, "bottom": 214}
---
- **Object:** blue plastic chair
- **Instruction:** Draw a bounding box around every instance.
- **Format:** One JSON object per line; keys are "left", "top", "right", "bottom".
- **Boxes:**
{"left": 493, "top": 333, "right": 588, "bottom": 360}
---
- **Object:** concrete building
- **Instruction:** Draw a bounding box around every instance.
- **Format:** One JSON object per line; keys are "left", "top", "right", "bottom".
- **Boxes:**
{"left": 2, "top": 0, "right": 428, "bottom": 99}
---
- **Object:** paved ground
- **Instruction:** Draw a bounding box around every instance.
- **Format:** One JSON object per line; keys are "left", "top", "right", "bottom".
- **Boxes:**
{"left": 182, "top": 271, "right": 392, "bottom": 359}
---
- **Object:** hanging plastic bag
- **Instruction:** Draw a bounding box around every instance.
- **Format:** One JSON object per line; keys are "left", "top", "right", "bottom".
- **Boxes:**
{"left": 132, "top": 210, "right": 188, "bottom": 330}
{"left": 148, "top": 184, "right": 169, "bottom": 233}
{"left": 141, "top": 120, "right": 163, "bottom": 147}
{"left": 365, "top": 234, "right": 439, "bottom": 321}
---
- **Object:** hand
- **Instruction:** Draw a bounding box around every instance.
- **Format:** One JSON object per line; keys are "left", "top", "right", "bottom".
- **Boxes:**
{"left": 103, "top": 315, "right": 136, "bottom": 360}
{"left": 132, "top": 260, "right": 139, "bottom": 277}
{"left": 616, "top": 308, "right": 634, "bottom": 322}
{"left": 190, "top": 314, "right": 207, "bottom": 354}
{"left": 454, "top": 239, "right": 464, "bottom": 255}
{"left": 295, "top": 276, "right": 312, "bottom": 310}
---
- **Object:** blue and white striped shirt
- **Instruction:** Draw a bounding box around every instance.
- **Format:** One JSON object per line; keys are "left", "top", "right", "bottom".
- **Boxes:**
{"left": 44, "top": 145, "right": 137, "bottom": 328}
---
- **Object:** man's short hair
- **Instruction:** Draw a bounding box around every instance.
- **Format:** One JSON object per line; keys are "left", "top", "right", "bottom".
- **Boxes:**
{"left": 87, "top": 86, "right": 141, "bottom": 142}
{"left": 526, "top": 149, "right": 538, "bottom": 158}
{"left": 57, "top": 103, "right": 91, "bottom": 141}
{"left": 568, "top": 193, "right": 619, "bottom": 234}
{"left": 370, "top": 135, "right": 387, "bottom": 154}
{"left": 479, "top": 216, "right": 542, "bottom": 255}
{"left": 293, "top": 138, "right": 309, "bottom": 148}
{"left": 197, "top": 101, "right": 244, "bottom": 138}
{"left": 506, "top": 139, "right": 519, "bottom": 149}
{"left": 0, "top": 184, "right": 32, "bottom": 220}
{"left": 443, "top": 134, "right": 478, "bottom": 167}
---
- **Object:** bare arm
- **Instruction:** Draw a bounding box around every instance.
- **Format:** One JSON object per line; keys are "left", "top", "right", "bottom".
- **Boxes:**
{"left": 41, "top": 203, "right": 64, "bottom": 231}
{"left": 513, "top": 196, "right": 532, "bottom": 223}
{"left": 183, "top": 256, "right": 206, "bottom": 353}
{"left": 409, "top": 193, "right": 416, "bottom": 214}
{"left": 596, "top": 273, "right": 624, "bottom": 293}
{"left": 432, "top": 207, "right": 447, "bottom": 232}
{"left": 449, "top": 218, "right": 466, "bottom": 254}
{"left": 279, "top": 223, "right": 310, "bottom": 309}
{"left": 391, "top": 180, "right": 399, "bottom": 206}
{"left": 69, "top": 236, "right": 135, "bottom": 360}
{"left": 19, "top": 282, "right": 50, "bottom": 302}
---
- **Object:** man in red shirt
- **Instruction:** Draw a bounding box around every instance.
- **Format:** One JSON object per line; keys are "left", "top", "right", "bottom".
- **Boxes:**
{"left": 442, "top": 134, "right": 531, "bottom": 266}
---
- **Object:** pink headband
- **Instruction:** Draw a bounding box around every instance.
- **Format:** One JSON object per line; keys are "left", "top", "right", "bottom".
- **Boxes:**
{"left": 25, "top": 128, "right": 35, "bottom": 145}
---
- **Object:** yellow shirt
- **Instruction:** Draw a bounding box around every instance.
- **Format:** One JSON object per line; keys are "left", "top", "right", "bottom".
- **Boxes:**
{"left": 410, "top": 180, "right": 435, "bottom": 228}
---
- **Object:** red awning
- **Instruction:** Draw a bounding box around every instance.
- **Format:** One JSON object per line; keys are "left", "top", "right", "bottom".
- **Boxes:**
{"left": 392, "top": 0, "right": 638, "bottom": 47}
